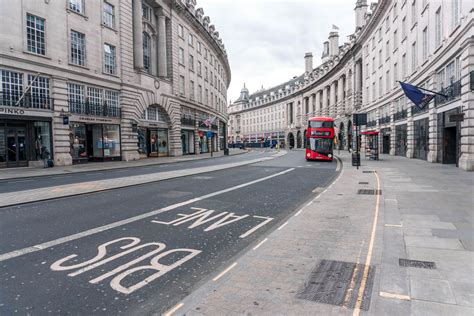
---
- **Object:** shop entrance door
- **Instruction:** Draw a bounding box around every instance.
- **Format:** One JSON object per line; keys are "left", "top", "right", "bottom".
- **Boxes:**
{"left": 443, "top": 127, "right": 457, "bottom": 164}
{"left": 6, "top": 126, "right": 27, "bottom": 167}
{"left": 382, "top": 135, "right": 390, "bottom": 154}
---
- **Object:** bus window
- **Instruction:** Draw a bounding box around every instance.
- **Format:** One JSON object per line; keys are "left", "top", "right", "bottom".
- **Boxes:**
{"left": 308, "top": 121, "right": 334, "bottom": 128}
{"left": 309, "top": 138, "right": 333, "bottom": 153}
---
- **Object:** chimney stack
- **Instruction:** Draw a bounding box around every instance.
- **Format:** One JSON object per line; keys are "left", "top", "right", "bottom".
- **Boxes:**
{"left": 304, "top": 52, "right": 313, "bottom": 73}
{"left": 328, "top": 31, "right": 339, "bottom": 57}
{"left": 355, "top": 0, "right": 368, "bottom": 30}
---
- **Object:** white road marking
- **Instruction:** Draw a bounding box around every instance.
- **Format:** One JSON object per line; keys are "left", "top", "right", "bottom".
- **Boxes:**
{"left": 379, "top": 291, "right": 411, "bottom": 301}
{"left": 212, "top": 262, "right": 237, "bottom": 281}
{"left": 384, "top": 223, "right": 403, "bottom": 227}
{"left": 277, "top": 221, "right": 289, "bottom": 230}
{"left": 252, "top": 238, "right": 268, "bottom": 250}
{"left": 0, "top": 168, "right": 295, "bottom": 262}
{"left": 163, "top": 303, "right": 184, "bottom": 316}
{"left": 306, "top": 201, "right": 313, "bottom": 206}
{"left": 294, "top": 209, "right": 303, "bottom": 217}
{"left": 238, "top": 216, "right": 273, "bottom": 238}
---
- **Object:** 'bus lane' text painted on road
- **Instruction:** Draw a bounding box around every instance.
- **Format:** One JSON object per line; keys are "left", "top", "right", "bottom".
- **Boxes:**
{"left": 151, "top": 207, "right": 274, "bottom": 238}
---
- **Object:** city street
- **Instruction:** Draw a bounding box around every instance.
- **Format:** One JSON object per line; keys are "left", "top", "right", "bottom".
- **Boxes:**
{"left": 0, "top": 150, "right": 338, "bottom": 314}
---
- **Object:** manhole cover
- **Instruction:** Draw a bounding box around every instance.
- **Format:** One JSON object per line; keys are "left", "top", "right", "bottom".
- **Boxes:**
{"left": 357, "top": 189, "right": 382, "bottom": 195}
{"left": 296, "top": 259, "right": 375, "bottom": 310}
{"left": 399, "top": 258, "right": 436, "bottom": 269}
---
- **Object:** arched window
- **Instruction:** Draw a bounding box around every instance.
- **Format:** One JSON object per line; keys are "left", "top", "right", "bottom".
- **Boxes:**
{"left": 143, "top": 32, "right": 151, "bottom": 72}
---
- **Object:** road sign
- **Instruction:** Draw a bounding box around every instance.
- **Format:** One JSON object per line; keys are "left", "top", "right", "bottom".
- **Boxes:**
{"left": 206, "top": 131, "right": 213, "bottom": 138}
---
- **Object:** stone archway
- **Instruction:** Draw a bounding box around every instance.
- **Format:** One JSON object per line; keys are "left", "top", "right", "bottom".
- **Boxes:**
{"left": 288, "top": 132, "right": 295, "bottom": 149}
{"left": 347, "top": 120, "right": 352, "bottom": 151}
{"left": 296, "top": 130, "right": 302, "bottom": 148}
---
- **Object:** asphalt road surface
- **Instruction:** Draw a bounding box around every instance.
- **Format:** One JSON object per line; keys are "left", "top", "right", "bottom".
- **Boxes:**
{"left": 0, "top": 150, "right": 338, "bottom": 314}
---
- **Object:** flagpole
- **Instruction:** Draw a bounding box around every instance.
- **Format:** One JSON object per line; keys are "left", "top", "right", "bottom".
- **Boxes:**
{"left": 397, "top": 81, "right": 448, "bottom": 97}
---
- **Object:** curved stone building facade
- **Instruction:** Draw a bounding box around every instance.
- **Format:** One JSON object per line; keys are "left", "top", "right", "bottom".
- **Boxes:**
{"left": 0, "top": 0, "right": 230, "bottom": 168}
{"left": 228, "top": 0, "right": 473, "bottom": 170}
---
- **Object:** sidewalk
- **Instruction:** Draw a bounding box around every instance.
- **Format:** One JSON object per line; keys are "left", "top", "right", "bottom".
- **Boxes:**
{"left": 175, "top": 152, "right": 474, "bottom": 315}
{"left": 0, "top": 148, "right": 247, "bottom": 180}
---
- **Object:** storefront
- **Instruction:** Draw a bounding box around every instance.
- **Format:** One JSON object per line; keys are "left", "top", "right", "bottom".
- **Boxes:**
{"left": 198, "top": 131, "right": 209, "bottom": 153}
{"left": 69, "top": 115, "right": 121, "bottom": 163}
{"left": 395, "top": 124, "right": 407, "bottom": 157}
{"left": 181, "top": 129, "right": 195, "bottom": 155}
{"left": 380, "top": 127, "right": 391, "bottom": 154}
{"left": 413, "top": 118, "right": 429, "bottom": 160}
{"left": 437, "top": 107, "right": 461, "bottom": 165}
{"left": 0, "top": 107, "right": 53, "bottom": 168}
{"left": 137, "top": 121, "right": 169, "bottom": 158}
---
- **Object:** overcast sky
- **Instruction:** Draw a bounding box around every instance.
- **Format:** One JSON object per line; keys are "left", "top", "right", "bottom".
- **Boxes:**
{"left": 197, "top": 0, "right": 357, "bottom": 103}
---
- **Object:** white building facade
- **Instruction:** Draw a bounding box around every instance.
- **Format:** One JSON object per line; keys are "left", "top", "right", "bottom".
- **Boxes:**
{"left": 0, "top": 0, "right": 230, "bottom": 168}
{"left": 228, "top": 0, "right": 474, "bottom": 170}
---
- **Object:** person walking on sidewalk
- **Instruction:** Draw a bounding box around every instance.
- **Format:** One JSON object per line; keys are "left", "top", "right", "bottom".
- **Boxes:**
{"left": 41, "top": 146, "right": 50, "bottom": 168}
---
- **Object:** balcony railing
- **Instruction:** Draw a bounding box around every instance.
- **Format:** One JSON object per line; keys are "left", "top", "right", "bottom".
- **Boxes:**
{"left": 435, "top": 80, "right": 461, "bottom": 107}
{"left": 366, "top": 120, "right": 377, "bottom": 128}
{"left": 411, "top": 104, "right": 429, "bottom": 116}
{"left": 68, "top": 100, "right": 120, "bottom": 118}
{"left": 1, "top": 92, "right": 53, "bottom": 110}
{"left": 181, "top": 116, "right": 195, "bottom": 126}
{"left": 378, "top": 116, "right": 391, "bottom": 125}
{"left": 394, "top": 109, "right": 407, "bottom": 121}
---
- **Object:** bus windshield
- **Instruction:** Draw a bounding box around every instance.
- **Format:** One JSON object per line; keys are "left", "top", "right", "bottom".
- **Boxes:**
{"left": 308, "top": 137, "right": 333, "bottom": 154}
{"left": 308, "top": 121, "right": 334, "bottom": 128}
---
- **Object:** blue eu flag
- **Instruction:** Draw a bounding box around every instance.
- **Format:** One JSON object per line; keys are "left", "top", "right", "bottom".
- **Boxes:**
{"left": 399, "top": 82, "right": 435, "bottom": 110}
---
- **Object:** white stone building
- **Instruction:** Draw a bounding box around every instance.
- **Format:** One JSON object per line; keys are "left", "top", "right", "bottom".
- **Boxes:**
{"left": 0, "top": 0, "right": 230, "bottom": 168}
{"left": 228, "top": 0, "right": 473, "bottom": 170}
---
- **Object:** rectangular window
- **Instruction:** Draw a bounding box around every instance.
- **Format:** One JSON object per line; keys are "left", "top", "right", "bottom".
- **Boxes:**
{"left": 386, "top": 41, "right": 390, "bottom": 59}
{"left": 379, "top": 76, "right": 383, "bottom": 97}
{"left": 422, "top": 27, "right": 428, "bottom": 60}
{"left": 1, "top": 70, "right": 23, "bottom": 105}
{"left": 393, "top": 29, "right": 398, "bottom": 47}
{"left": 142, "top": 4, "right": 151, "bottom": 21}
{"left": 189, "top": 54, "right": 194, "bottom": 71}
{"left": 178, "top": 24, "right": 184, "bottom": 38}
{"left": 189, "top": 80, "right": 195, "bottom": 100}
{"left": 87, "top": 87, "right": 103, "bottom": 116}
{"left": 412, "top": 41, "right": 417, "bottom": 72}
{"left": 435, "top": 7, "right": 442, "bottom": 47}
{"left": 26, "top": 14, "right": 46, "bottom": 55}
{"left": 386, "top": 70, "right": 390, "bottom": 93}
{"left": 402, "top": 17, "right": 406, "bottom": 38}
{"left": 402, "top": 53, "right": 407, "bottom": 77}
{"left": 147, "top": 107, "right": 156, "bottom": 121}
{"left": 104, "top": 90, "right": 119, "bottom": 117}
{"left": 69, "top": 0, "right": 84, "bottom": 14}
{"left": 211, "top": 92, "right": 214, "bottom": 107}
{"left": 379, "top": 49, "right": 382, "bottom": 67}
{"left": 188, "top": 33, "right": 193, "bottom": 46}
{"left": 104, "top": 43, "right": 116, "bottom": 75}
{"left": 67, "top": 83, "right": 84, "bottom": 113}
{"left": 411, "top": 0, "right": 417, "bottom": 26}
{"left": 28, "top": 74, "right": 51, "bottom": 109}
{"left": 198, "top": 85, "right": 202, "bottom": 103}
{"left": 197, "top": 41, "right": 202, "bottom": 53}
{"left": 452, "top": 0, "right": 460, "bottom": 29}
{"left": 393, "top": 63, "right": 398, "bottom": 87}
{"left": 204, "top": 66, "right": 208, "bottom": 80}
{"left": 178, "top": 47, "right": 184, "bottom": 65}
{"left": 143, "top": 33, "right": 151, "bottom": 71}
{"left": 102, "top": 2, "right": 115, "bottom": 28}
{"left": 437, "top": 68, "right": 445, "bottom": 90}
{"left": 179, "top": 75, "right": 185, "bottom": 95}
{"left": 210, "top": 71, "right": 213, "bottom": 85}
{"left": 197, "top": 61, "right": 201, "bottom": 76}
{"left": 372, "top": 57, "right": 375, "bottom": 73}
{"left": 205, "top": 88, "right": 208, "bottom": 104}
{"left": 70, "top": 30, "right": 85, "bottom": 66}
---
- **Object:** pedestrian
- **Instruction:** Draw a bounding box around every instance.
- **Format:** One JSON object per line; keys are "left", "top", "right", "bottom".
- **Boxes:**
{"left": 41, "top": 146, "right": 50, "bottom": 168}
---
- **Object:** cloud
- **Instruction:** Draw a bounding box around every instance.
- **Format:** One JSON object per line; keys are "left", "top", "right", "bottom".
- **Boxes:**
{"left": 197, "top": 0, "right": 356, "bottom": 101}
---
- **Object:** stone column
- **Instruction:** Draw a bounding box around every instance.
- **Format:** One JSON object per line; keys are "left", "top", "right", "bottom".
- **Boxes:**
{"left": 389, "top": 101, "right": 396, "bottom": 155}
{"left": 354, "top": 62, "right": 361, "bottom": 93}
{"left": 330, "top": 82, "right": 336, "bottom": 118}
{"left": 458, "top": 40, "right": 474, "bottom": 171}
{"left": 338, "top": 77, "right": 344, "bottom": 116}
{"left": 51, "top": 76, "right": 72, "bottom": 166}
{"left": 315, "top": 91, "right": 321, "bottom": 116}
{"left": 427, "top": 76, "right": 439, "bottom": 162}
{"left": 133, "top": 0, "right": 144, "bottom": 70}
{"left": 157, "top": 12, "right": 168, "bottom": 77}
{"left": 194, "top": 113, "right": 200, "bottom": 155}
{"left": 322, "top": 87, "right": 328, "bottom": 117}
{"left": 406, "top": 107, "right": 414, "bottom": 158}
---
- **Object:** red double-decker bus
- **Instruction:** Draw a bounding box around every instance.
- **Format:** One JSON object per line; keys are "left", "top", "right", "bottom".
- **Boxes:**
{"left": 305, "top": 116, "right": 335, "bottom": 161}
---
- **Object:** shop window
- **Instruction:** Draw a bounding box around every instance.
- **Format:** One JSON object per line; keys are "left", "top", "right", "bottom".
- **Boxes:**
{"left": 34, "top": 121, "right": 52, "bottom": 161}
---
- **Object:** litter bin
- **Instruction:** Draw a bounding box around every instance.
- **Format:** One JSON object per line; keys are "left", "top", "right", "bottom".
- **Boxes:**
{"left": 224, "top": 148, "right": 229, "bottom": 156}
{"left": 352, "top": 152, "right": 360, "bottom": 166}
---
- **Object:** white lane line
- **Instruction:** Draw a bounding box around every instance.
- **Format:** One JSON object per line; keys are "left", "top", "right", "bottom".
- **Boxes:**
{"left": 163, "top": 303, "right": 184, "bottom": 316}
{"left": 0, "top": 168, "right": 295, "bottom": 262}
{"left": 294, "top": 209, "right": 303, "bottom": 217}
{"left": 252, "top": 238, "right": 268, "bottom": 250}
{"left": 385, "top": 223, "right": 403, "bottom": 227}
{"left": 379, "top": 291, "right": 411, "bottom": 301}
{"left": 277, "top": 221, "right": 289, "bottom": 230}
{"left": 213, "top": 262, "right": 237, "bottom": 281}
{"left": 306, "top": 201, "right": 313, "bottom": 206}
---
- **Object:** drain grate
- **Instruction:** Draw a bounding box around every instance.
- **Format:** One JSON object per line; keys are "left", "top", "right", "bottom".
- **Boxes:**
{"left": 357, "top": 189, "right": 382, "bottom": 195}
{"left": 362, "top": 171, "right": 375, "bottom": 173}
{"left": 399, "top": 258, "right": 436, "bottom": 269}
{"left": 296, "top": 259, "right": 375, "bottom": 310}
{"left": 359, "top": 181, "right": 369, "bottom": 185}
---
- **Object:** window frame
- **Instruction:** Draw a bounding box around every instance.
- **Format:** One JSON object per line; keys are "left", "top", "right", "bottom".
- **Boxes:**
{"left": 26, "top": 13, "right": 46, "bottom": 56}
{"left": 70, "top": 29, "right": 86, "bottom": 66}
{"left": 102, "top": 1, "right": 115, "bottom": 29}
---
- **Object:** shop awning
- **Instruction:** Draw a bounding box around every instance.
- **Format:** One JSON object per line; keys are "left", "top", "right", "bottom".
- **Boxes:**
{"left": 361, "top": 131, "right": 379, "bottom": 135}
